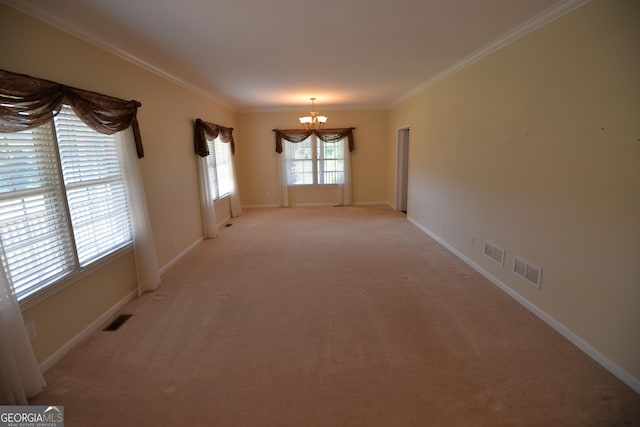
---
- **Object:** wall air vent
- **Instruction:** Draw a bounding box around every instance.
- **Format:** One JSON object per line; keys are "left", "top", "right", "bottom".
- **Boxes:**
{"left": 483, "top": 241, "right": 505, "bottom": 266}
{"left": 513, "top": 256, "right": 542, "bottom": 288}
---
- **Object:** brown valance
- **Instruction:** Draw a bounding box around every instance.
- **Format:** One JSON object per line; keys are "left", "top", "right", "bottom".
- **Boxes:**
{"left": 194, "top": 118, "right": 235, "bottom": 157}
{"left": 0, "top": 69, "right": 144, "bottom": 158}
{"left": 273, "top": 128, "right": 355, "bottom": 153}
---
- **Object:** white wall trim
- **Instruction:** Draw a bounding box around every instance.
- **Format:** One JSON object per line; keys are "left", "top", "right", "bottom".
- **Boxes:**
{"left": 291, "top": 202, "right": 340, "bottom": 207}
{"left": 353, "top": 201, "right": 391, "bottom": 206}
{"left": 407, "top": 216, "right": 640, "bottom": 395}
{"left": 217, "top": 215, "right": 232, "bottom": 227}
{"left": 0, "top": 0, "right": 235, "bottom": 110}
{"left": 39, "top": 289, "right": 137, "bottom": 373}
{"left": 243, "top": 203, "right": 395, "bottom": 209}
{"left": 159, "top": 237, "right": 203, "bottom": 276}
{"left": 392, "top": 0, "right": 591, "bottom": 106}
{"left": 242, "top": 204, "right": 279, "bottom": 209}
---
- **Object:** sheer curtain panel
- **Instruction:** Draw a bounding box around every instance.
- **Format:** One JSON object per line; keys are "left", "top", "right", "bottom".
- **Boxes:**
{"left": 116, "top": 130, "right": 161, "bottom": 295}
{"left": 0, "top": 271, "right": 45, "bottom": 404}
{"left": 198, "top": 155, "right": 219, "bottom": 239}
{"left": 339, "top": 141, "right": 352, "bottom": 206}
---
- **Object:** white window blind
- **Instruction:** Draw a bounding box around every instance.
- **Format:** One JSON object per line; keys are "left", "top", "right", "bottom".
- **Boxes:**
{"left": 214, "top": 138, "right": 232, "bottom": 198}
{"left": 205, "top": 141, "right": 220, "bottom": 200}
{"left": 0, "top": 105, "right": 133, "bottom": 302}
{"left": 0, "top": 122, "right": 75, "bottom": 301}
{"left": 54, "top": 106, "right": 132, "bottom": 266}
{"left": 205, "top": 136, "right": 233, "bottom": 200}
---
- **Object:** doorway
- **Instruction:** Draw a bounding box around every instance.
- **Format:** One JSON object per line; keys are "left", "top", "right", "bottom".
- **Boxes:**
{"left": 396, "top": 127, "right": 410, "bottom": 213}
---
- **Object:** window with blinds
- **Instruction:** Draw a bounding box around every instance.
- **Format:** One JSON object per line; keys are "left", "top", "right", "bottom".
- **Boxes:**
{"left": 0, "top": 106, "right": 133, "bottom": 302}
{"left": 205, "top": 136, "right": 233, "bottom": 199}
{"left": 0, "top": 122, "right": 76, "bottom": 301}
{"left": 54, "top": 106, "right": 132, "bottom": 266}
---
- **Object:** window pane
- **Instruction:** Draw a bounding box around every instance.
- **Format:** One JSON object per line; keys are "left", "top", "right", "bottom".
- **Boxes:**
{"left": 285, "top": 138, "right": 314, "bottom": 185}
{"left": 317, "top": 138, "right": 345, "bottom": 184}
{"left": 290, "top": 159, "right": 313, "bottom": 185}
{"left": 0, "top": 123, "right": 75, "bottom": 300}
{"left": 54, "top": 106, "right": 133, "bottom": 266}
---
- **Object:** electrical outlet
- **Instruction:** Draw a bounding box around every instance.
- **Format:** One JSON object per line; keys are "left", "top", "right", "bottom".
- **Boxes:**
{"left": 26, "top": 322, "right": 37, "bottom": 339}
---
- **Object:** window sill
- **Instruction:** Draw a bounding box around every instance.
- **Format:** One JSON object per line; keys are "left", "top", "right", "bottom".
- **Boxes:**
{"left": 19, "top": 244, "right": 134, "bottom": 312}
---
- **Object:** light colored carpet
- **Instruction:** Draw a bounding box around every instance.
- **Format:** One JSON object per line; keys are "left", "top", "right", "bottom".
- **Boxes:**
{"left": 31, "top": 206, "right": 640, "bottom": 426}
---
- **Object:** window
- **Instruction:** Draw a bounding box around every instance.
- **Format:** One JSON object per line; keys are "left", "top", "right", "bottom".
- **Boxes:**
{"left": 285, "top": 135, "right": 345, "bottom": 185}
{"left": 0, "top": 106, "right": 132, "bottom": 301}
{"left": 205, "top": 136, "right": 233, "bottom": 199}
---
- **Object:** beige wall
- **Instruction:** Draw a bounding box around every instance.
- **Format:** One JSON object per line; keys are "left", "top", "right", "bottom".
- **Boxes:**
{"left": 1, "top": 4, "right": 235, "bottom": 363}
{"left": 388, "top": 0, "right": 640, "bottom": 382}
{"left": 236, "top": 109, "right": 388, "bottom": 206}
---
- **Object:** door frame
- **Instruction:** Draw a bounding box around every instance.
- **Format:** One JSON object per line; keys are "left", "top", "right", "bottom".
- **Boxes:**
{"left": 395, "top": 126, "right": 410, "bottom": 212}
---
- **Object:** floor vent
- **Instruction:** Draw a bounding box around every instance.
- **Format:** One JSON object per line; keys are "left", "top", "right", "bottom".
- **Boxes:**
{"left": 513, "top": 256, "right": 542, "bottom": 288}
{"left": 103, "top": 314, "right": 132, "bottom": 331}
{"left": 224, "top": 223, "right": 233, "bottom": 228}
{"left": 483, "top": 241, "right": 505, "bottom": 266}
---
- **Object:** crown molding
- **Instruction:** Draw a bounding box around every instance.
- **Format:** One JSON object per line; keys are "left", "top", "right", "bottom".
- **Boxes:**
{"left": 2, "top": 0, "right": 591, "bottom": 112}
{"left": 1, "top": 0, "right": 237, "bottom": 111}
{"left": 238, "top": 104, "right": 389, "bottom": 114}
{"left": 391, "top": 0, "right": 592, "bottom": 106}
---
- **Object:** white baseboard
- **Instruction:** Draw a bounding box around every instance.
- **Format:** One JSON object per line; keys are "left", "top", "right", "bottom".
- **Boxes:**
{"left": 39, "top": 289, "right": 137, "bottom": 373}
{"left": 159, "top": 237, "right": 203, "bottom": 276}
{"left": 291, "top": 202, "right": 338, "bottom": 207}
{"left": 242, "top": 202, "right": 393, "bottom": 208}
{"left": 217, "top": 215, "right": 231, "bottom": 227}
{"left": 241, "top": 204, "right": 279, "bottom": 208}
{"left": 353, "top": 201, "right": 392, "bottom": 206}
{"left": 407, "top": 216, "right": 640, "bottom": 395}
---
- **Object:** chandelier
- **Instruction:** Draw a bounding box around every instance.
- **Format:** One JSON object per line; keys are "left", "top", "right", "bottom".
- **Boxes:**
{"left": 299, "top": 97, "right": 327, "bottom": 129}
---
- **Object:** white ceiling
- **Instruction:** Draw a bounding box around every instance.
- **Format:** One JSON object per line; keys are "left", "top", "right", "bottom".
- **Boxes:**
{"left": 4, "top": 0, "right": 585, "bottom": 111}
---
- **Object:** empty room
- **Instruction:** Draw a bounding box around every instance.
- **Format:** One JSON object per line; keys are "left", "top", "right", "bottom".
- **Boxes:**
{"left": 0, "top": 0, "right": 639, "bottom": 425}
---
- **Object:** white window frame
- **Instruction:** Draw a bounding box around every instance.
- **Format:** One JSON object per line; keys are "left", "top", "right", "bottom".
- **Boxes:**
{"left": 0, "top": 106, "right": 134, "bottom": 307}
{"left": 285, "top": 134, "right": 345, "bottom": 186}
